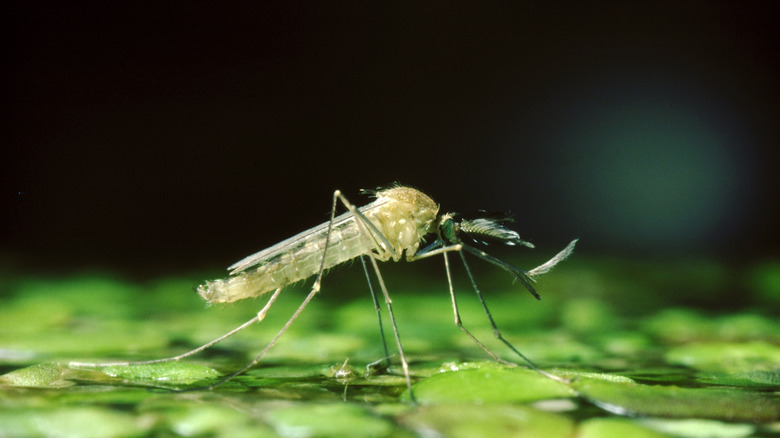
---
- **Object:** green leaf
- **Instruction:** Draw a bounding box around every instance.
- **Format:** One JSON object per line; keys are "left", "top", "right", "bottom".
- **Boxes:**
{"left": 399, "top": 404, "right": 575, "bottom": 438}
{"left": 265, "top": 403, "right": 394, "bottom": 438}
{"left": 665, "top": 341, "right": 780, "bottom": 373}
{"left": 578, "top": 418, "right": 671, "bottom": 438}
{"left": 0, "top": 363, "right": 69, "bottom": 388}
{"left": 404, "top": 366, "right": 575, "bottom": 404}
{"left": 96, "top": 362, "right": 221, "bottom": 385}
{"left": 637, "top": 418, "right": 756, "bottom": 438}
{"left": 574, "top": 378, "right": 780, "bottom": 422}
{"left": 0, "top": 407, "right": 145, "bottom": 438}
{"left": 695, "top": 370, "right": 780, "bottom": 388}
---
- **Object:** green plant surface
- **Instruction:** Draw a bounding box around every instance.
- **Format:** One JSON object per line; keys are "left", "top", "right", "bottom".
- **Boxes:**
{"left": 1, "top": 256, "right": 779, "bottom": 437}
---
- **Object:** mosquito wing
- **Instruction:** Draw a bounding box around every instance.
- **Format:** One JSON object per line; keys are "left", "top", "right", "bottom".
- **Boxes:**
{"left": 227, "top": 198, "right": 390, "bottom": 274}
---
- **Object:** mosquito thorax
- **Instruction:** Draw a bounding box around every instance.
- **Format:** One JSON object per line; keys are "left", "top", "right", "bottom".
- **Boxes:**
{"left": 368, "top": 186, "right": 439, "bottom": 260}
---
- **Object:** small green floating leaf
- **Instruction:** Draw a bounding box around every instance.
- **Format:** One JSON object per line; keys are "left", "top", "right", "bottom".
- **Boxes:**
{"left": 642, "top": 309, "right": 712, "bottom": 343}
{"left": 595, "top": 332, "right": 653, "bottom": 356}
{"left": 578, "top": 418, "right": 671, "bottom": 438}
{"left": 97, "top": 362, "right": 221, "bottom": 385}
{"left": 435, "top": 360, "right": 507, "bottom": 373}
{"left": 553, "top": 369, "right": 635, "bottom": 383}
{"left": 574, "top": 378, "right": 780, "bottom": 422}
{"left": 167, "top": 404, "right": 260, "bottom": 437}
{"left": 696, "top": 370, "right": 780, "bottom": 388}
{"left": 53, "top": 386, "right": 159, "bottom": 406}
{"left": 665, "top": 341, "right": 780, "bottom": 373}
{"left": 713, "top": 314, "right": 779, "bottom": 341}
{"left": 0, "top": 362, "right": 69, "bottom": 388}
{"left": 0, "top": 407, "right": 145, "bottom": 438}
{"left": 399, "top": 404, "right": 575, "bottom": 438}
{"left": 559, "top": 298, "right": 620, "bottom": 333}
{"left": 637, "top": 418, "right": 756, "bottom": 438}
{"left": 405, "top": 366, "right": 575, "bottom": 404}
{"left": 643, "top": 310, "right": 779, "bottom": 344}
{"left": 265, "top": 403, "right": 393, "bottom": 438}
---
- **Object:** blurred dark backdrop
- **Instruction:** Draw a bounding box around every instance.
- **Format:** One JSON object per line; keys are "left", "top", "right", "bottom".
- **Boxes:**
{"left": 4, "top": 2, "right": 779, "bottom": 275}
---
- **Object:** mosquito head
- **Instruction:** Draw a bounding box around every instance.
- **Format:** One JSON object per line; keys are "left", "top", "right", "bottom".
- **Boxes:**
{"left": 436, "top": 213, "right": 457, "bottom": 242}
{"left": 438, "top": 212, "right": 535, "bottom": 248}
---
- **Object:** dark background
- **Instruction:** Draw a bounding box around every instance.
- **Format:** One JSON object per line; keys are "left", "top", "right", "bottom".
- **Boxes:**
{"left": 4, "top": 2, "right": 779, "bottom": 276}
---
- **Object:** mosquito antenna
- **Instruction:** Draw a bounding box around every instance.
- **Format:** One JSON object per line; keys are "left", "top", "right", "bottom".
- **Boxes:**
{"left": 528, "top": 239, "right": 578, "bottom": 277}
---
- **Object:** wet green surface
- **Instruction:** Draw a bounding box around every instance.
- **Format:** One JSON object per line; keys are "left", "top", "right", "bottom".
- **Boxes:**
{"left": 1, "top": 255, "right": 779, "bottom": 437}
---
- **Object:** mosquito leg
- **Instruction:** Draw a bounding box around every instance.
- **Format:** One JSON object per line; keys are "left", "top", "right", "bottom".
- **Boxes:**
{"left": 359, "top": 255, "right": 391, "bottom": 367}
{"left": 410, "top": 243, "right": 463, "bottom": 261}
{"left": 414, "top": 243, "right": 512, "bottom": 363}
{"left": 442, "top": 251, "right": 513, "bottom": 366}
{"left": 458, "top": 251, "right": 569, "bottom": 383}
{"left": 200, "top": 188, "right": 350, "bottom": 389}
{"left": 366, "top": 256, "right": 416, "bottom": 401}
{"left": 202, "top": 282, "right": 324, "bottom": 389}
{"left": 335, "top": 190, "right": 416, "bottom": 401}
{"left": 204, "top": 189, "right": 415, "bottom": 394}
{"left": 69, "top": 287, "right": 284, "bottom": 369}
{"left": 412, "top": 241, "right": 537, "bottom": 300}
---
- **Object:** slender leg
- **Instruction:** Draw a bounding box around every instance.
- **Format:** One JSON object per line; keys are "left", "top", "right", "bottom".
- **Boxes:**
{"left": 193, "top": 189, "right": 349, "bottom": 389}
{"left": 335, "top": 191, "right": 416, "bottom": 401}
{"left": 359, "top": 255, "right": 391, "bottom": 366}
{"left": 69, "top": 287, "right": 283, "bottom": 369}
{"left": 412, "top": 242, "right": 573, "bottom": 383}
{"left": 202, "top": 280, "right": 324, "bottom": 389}
{"left": 442, "top": 251, "right": 513, "bottom": 365}
{"left": 71, "top": 190, "right": 356, "bottom": 385}
{"left": 194, "top": 189, "right": 414, "bottom": 395}
{"left": 457, "top": 252, "right": 569, "bottom": 383}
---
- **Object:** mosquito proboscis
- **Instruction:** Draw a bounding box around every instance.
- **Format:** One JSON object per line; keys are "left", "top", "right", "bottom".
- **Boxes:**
{"left": 70, "top": 185, "right": 578, "bottom": 400}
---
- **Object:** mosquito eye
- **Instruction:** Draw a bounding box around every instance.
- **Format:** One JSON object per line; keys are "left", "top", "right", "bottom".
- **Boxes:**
{"left": 440, "top": 218, "right": 456, "bottom": 241}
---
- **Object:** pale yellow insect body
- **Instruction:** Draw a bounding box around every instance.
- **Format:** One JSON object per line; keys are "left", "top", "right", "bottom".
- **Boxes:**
{"left": 197, "top": 186, "right": 439, "bottom": 304}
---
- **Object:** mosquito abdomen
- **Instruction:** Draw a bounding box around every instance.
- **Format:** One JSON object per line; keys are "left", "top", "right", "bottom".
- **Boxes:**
{"left": 198, "top": 224, "right": 368, "bottom": 303}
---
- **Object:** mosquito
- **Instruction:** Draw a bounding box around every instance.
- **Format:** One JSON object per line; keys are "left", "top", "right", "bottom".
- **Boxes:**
{"left": 71, "top": 185, "right": 577, "bottom": 399}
